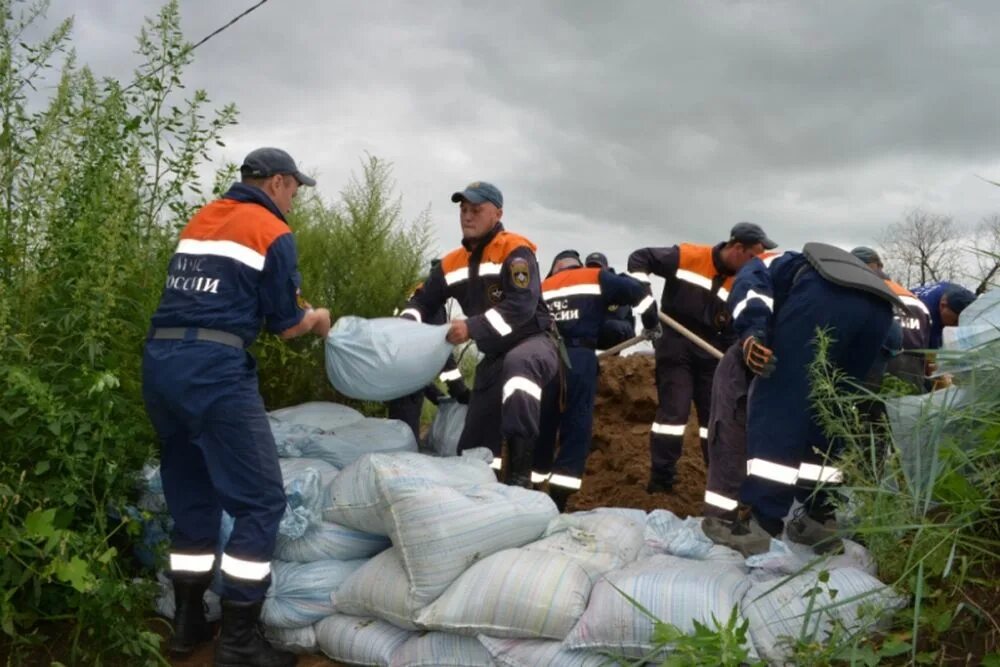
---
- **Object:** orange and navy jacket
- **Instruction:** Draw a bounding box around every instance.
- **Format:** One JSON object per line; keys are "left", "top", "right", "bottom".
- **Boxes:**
{"left": 884, "top": 278, "right": 930, "bottom": 351}
{"left": 401, "top": 223, "right": 551, "bottom": 357}
{"left": 627, "top": 242, "right": 738, "bottom": 351}
{"left": 541, "top": 267, "right": 653, "bottom": 347}
{"left": 149, "top": 183, "right": 306, "bottom": 345}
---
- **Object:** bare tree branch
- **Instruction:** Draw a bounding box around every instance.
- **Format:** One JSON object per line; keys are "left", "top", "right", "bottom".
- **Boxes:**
{"left": 877, "top": 208, "right": 962, "bottom": 287}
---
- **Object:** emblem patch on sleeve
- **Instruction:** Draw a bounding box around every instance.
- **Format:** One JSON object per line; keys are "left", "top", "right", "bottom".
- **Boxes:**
{"left": 510, "top": 257, "right": 531, "bottom": 289}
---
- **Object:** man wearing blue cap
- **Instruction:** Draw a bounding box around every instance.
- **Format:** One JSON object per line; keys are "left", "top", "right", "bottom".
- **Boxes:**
{"left": 627, "top": 222, "right": 775, "bottom": 495}
{"left": 584, "top": 251, "right": 640, "bottom": 349}
{"left": 143, "top": 147, "right": 329, "bottom": 666}
{"left": 911, "top": 281, "right": 976, "bottom": 350}
{"left": 400, "top": 181, "right": 558, "bottom": 487}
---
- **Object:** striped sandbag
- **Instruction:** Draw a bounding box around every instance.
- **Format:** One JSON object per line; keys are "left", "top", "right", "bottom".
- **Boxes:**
{"left": 261, "top": 559, "right": 367, "bottom": 629}
{"left": 334, "top": 548, "right": 425, "bottom": 631}
{"left": 525, "top": 509, "right": 646, "bottom": 582}
{"left": 388, "top": 632, "right": 494, "bottom": 667}
{"left": 479, "top": 635, "right": 616, "bottom": 667}
{"left": 316, "top": 614, "right": 414, "bottom": 667}
{"left": 264, "top": 624, "right": 318, "bottom": 654}
{"left": 275, "top": 520, "right": 390, "bottom": 563}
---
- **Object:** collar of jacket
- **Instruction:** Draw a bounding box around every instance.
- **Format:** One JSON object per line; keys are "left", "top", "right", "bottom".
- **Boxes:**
{"left": 222, "top": 182, "right": 288, "bottom": 223}
{"left": 462, "top": 222, "right": 504, "bottom": 253}
{"left": 711, "top": 241, "right": 731, "bottom": 276}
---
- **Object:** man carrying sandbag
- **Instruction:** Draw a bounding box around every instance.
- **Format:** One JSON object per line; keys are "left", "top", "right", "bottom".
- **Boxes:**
{"left": 400, "top": 181, "right": 558, "bottom": 487}
{"left": 143, "top": 148, "right": 330, "bottom": 666}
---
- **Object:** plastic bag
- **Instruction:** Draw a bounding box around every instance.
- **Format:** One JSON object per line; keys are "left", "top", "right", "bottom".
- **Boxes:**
{"left": 315, "top": 614, "right": 414, "bottom": 666}
{"left": 424, "top": 399, "right": 468, "bottom": 457}
{"left": 325, "top": 316, "right": 453, "bottom": 401}
{"left": 261, "top": 559, "right": 366, "bottom": 629}
{"left": 275, "top": 520, "right": 389, "bottom": 563}
{"left": 270, "top": 401, "right": 365, "bottom": 431}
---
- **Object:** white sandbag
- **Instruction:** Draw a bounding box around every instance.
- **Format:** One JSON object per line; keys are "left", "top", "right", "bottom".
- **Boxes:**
{"left": 417, "top": 548, "right": 592, "bottom": 639}
{"left": 744, "top": 567, "right": 905, "bottom": 665}
{"left": 382, "top": 480, "right": 558, "bottom": 606}
{"left": 264, "top": 624, "right": 318, "bottom": 654}
{"left": 276, "top": 520, "right": 390, "bottom": 563}
{"left": 563, "top": 554, "right": 753, "bottom": 660}
{"left": 525, "top": 509, "right": 645, "bottom": 581}
{"left": 278, "top": 462, "right": 335, "bottom": 540}
{"left": 270, "top": 401, "right": 365, "bottom": 431}
{"left": 323, "top": 451, "right": 497, "bottom": 534}
{"left": 940, "top": 288, "right": 1000, "bottom": 370}
{"left": 280, "top": 456, "right": 339, "bottom": 489}
{"left": 154, "top": 571, "right": 221, "bottom": 622}
{"left": 425, "top": 399, "right": 468, "bottom": 457}
{"left": 326, "top": 316, "right": 454, "bottom": 401}
{"left": 316, "top": 614, "right": 414, "bottom": 667}
{"left": 640, "top": 509, "right": 715, "bottom": 560}
{"left": 745, "top": 537, "right": 876, "bottom": 578}
{"left": 333, "top": 548, "right": 425, "bottom": 630}
{"left": 478, "top": 635, "right": 614, "bottom": 667}
{"left": 262, "top": 559, "right": 366, "bottom": 629}
{"left": 388, "top": 632, "right": 494, "bottom": 667}
{"left": 276, "top": 417, "right": 419, "bottom": 469}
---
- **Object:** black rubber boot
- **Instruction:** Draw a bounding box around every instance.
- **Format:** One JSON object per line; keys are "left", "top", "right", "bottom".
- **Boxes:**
{"left": 504, "top": 437, "right": 534, "bottom": 488}
{"left": 214, "top": 599, "right": 296, "bottom": 667}
{"left": 549, "top": 485, "right": 574, "bottom": 513}
{"left": 168, "top": 573, "right": 214, "bottom": 656}
{"left": 645, "top": 467, "right": 676, "bottom": 494}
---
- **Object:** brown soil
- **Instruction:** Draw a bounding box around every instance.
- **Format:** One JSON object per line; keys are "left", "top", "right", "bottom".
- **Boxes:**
{"left": 569, "top": 353, "right": 707, "bottom": 517}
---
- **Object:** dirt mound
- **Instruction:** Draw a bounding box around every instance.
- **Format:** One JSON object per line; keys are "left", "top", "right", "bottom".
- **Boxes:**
{"left": 569, "top": 353, "right": 707, "bottom": 517}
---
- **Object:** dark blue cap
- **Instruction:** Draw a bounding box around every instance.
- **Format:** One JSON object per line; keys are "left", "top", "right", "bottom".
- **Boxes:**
{"left": 851, "top": 246, "right": 883, "bottom": 268}
{"left": 730, "top": 221, "right": 777, "bottom": 250}
{"left": 451, "top": 181, "right": 503, "bottom": 208}
{"left": 240, "top": 147, "right": 316, "bottom": 186}
{"left": 585, "top": 252, "right": 609, "bottom": 268}
{"left": 943, "top": 285, "right": 975, "bottom": 315}
{"left": 548, "top": 249, "right": 582, "bottom": 277}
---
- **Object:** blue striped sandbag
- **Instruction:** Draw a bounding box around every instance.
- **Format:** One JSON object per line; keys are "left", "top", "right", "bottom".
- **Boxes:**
{"left": 526, "top": 509, "right": 646, "bottom": 582}
{"left": 261, "top": 559, "right": 367, "bottom": 629}
{"left": 388, "top": 632, "right": 494, "bottom": 667}
{"left": 264, "top": 624, "right": 318, "bottom": 654}
{"left": 316, "top": 614, "right": 414, "bottom": 667}
{"left": 479, "top": 635, "right": 616, "bottom": 667}
{"left": 275, "top": 520, "right": 390, "bottom": 563}
{"left": 334, "top": 548, "right": 425, "bottom": 630}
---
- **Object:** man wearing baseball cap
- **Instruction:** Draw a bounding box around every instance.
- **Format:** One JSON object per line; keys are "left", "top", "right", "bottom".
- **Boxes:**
{"left": 627, "top": 222, "right": 775, "bottom": 495}
{"left": 143, "top": 147, "right": 328, "bottom": 666}
{"left": 583, "top": 251, "right": 641, "bottom": 349}
{"left": 400, "top": 181, "right": 558, "bottom": 488}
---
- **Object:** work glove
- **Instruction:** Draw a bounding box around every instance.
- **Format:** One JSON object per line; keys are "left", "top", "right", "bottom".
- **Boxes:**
{"left": 447, "top": 380, "right": 471, "bottom": 405}
{"left": 642, "top": 324, "right": 663, "bottom": 345}
{"left": 742, "top": 336, "right": 776, "bottom": 378}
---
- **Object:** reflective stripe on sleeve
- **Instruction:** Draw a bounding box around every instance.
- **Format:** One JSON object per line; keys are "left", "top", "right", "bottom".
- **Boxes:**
{"left": 438, "top": 368, "right": 463, "bottom": 382}
{"left": 479, "top": 262, "right": 503, "bottom": 277}
{"left": 221, "top": 553, "right": 271, "bottom": 581}
{"left": 490, "top": 457, "right": 503, "bottom": 471}
{"left": 731, "top": 289, "right": 775, "bottom": 320}
{"left": 502, "top": 376, "right": 543, "bottom": 403}
{"left": 704, "top": 490, "right": 739, "bottom": 511}
{"left": 542, "top": 283, "right": 602, "bottom": 300}
{"left": 399, "top": 308, "right": 422, "bottom": 322}
{"left": 445, "top": 267, "right": 469, "bottom": 285}
{"left": 746, "top": 458, "right": 800, "bottom": 486}
{"left": 170, "top": 553, "right": 215, "bottom": 573}
{"left": 549, "top": 474, "right": 582, "bottom": 490}
{"left": 530, "top": 471, "right": 551, "bottom": 484}
{"left": 636, "top": 295, "right": 656, "bottom": 314}
{"left": 484, "top": 308, "right": 513, "bottom": 336}
{"left": 698, "top": 426, "right": 708, "bottom": 440}
{"left": 798, "top": 463, "right": 844, "bottom": 484}
{"left": 899, "top": 295, "right": 931, "bottom": 316}
{"left": 626, "top": 271, "right": 651, "bottom": 283}
{"left": 676, "top": 268, "right": 728, "bottom": 302}
{"left": 176, "top": 239, "right": 266, "bottom": 271}
{"left": 651, "top": 422, "right": 685, "bottom": 436}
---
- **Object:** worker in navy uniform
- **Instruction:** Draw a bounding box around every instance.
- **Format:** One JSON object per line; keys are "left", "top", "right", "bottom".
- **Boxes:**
{"left": 143, "top": 148, "right": 330, "bottom": 666}
{"left": 584, "top": 251, "right": 639, "bottom": 350}
{"left": 627, "top": 222, "right": 776, "bottom": 494}
{"left": 389, "top": 259, "right": 471, "bottom": 441}
{"left": 702, "top": 244, "right": 897, "bottom": 557}
{"left": 534, "top": 250, "right": 656, "bottom": 510}
{"left": 400, "top": 181, "right": 558, "bottom": 487}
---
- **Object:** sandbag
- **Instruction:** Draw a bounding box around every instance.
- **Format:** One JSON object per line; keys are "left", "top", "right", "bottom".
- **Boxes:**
{"left": 333, "top": 548, "right": 425, "bottom": 630}
{"left": 270, "top": 401, "right": 365, "bottom": 431}
{"left": 744, "top": 567, "right": 905, "bottom": 664}
{"left": 563, "top": 555, "right": 753, "bottom": 660}
{"left": 261, "top": 559, "right": 366, "bottom": 629}
{"left": 325, "top": 316, "right": 454, "bottom": 401}
{"left": 640, "top": 509, "right": 715, "bottom": 560}
{"left": 388, "top": 632, "right": 494, "bottom": 667}
{"left": 382, "top": 480, "right": 558, "bottom": 606}
{"left": 524, "top": 509, "right": 645, "bottom": 581}
{"left": 315, "top": 614, "right": 413, "bottom": 667}
{"left": 940, "top": 288, "right": 1000, "bottom": 371}
{"left": 275, "top": 520, "right": 390, "bottom": 563}
{"left": 417, "top": 548, "right": 592, "bottom": 639}
{"left": 424, "top": 399, "right": 468, "bottom": 457}
{"left": 478, "top": 635, "right": 614, "bottom": 667}
{"left": 264, "top": 624, "right": 318, "bottom": 654}
{"left": 273, "top": 417, "right": 418, "bottom": 468}
{"left": 277, "top": 461, "right": 337, "bottom": 541}
{"left": 323, "top": 450, "right": 497, "bottom": 534}
{"left": 745, "top": 537, "right": 876, "bottom": 579}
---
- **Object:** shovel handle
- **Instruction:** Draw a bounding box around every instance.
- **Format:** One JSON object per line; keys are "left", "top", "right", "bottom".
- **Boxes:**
{"left": 658, "top": 311, "right": 724, "bottom": 360}
{"left": 596, "top": 333, "right": 648, "bottom": 358}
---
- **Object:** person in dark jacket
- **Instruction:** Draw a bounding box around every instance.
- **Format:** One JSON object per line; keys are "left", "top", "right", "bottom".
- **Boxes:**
{"left": 627, "top": 222, "right": 775, "bottom": 494}
{"left": 401, "top": 181, "right": 558, "bottom": 487}
{"left": 533, "top": 250, "right": 656, "bottom": 510}
{"left": 584, "top": 251, "right": 639, "bottom": 349}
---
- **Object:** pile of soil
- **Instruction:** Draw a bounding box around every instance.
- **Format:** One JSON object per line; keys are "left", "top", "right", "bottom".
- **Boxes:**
{"left": 569, "top": 353, "right": 707, "bottom": 517}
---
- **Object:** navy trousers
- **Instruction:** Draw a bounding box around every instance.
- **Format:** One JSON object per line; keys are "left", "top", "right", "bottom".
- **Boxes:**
{"left": 740, "top": 270, "right": 893, "bottom": 524}
{"left": 533, "top": 345, "right": 599, "bottom": 489}
{"left": 143, "top": 338, "right": 285, "bottom": 602}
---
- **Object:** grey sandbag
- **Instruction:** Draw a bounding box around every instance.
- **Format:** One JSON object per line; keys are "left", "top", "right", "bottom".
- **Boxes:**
{"left": 425, "top": 399, "right": 468, "bottom": 456}
{"left": 325, "top": 316, "right": 453, "bottom": 401}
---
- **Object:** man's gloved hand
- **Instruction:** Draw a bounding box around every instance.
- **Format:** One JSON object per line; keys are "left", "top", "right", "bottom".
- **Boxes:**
{"left": 742, "top": 336, "right": 776, "bottom": 378}
{"left": 447, "top": 380, "right": 471, "bottom": 404}
{"left": 642, "top": 324, "right": 663, "bottom": 344}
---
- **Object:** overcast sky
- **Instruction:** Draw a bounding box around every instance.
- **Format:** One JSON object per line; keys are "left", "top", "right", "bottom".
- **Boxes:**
{"left": 42, "top": 1, "right": 1000, "bottom": 271}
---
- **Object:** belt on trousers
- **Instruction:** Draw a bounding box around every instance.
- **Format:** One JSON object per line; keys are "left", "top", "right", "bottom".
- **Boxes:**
{"left": 149, "top": 327, "right": 245, "bottom": 349}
